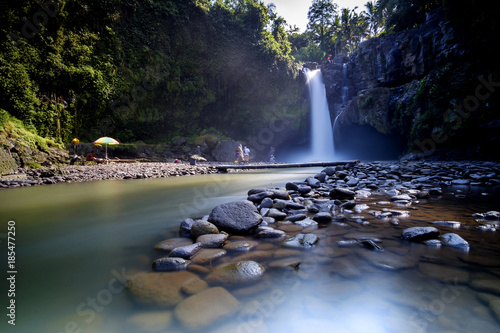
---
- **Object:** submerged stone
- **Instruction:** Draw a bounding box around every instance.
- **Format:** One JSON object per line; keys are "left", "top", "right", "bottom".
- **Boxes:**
{"left": 174, "top": 287, "right": 240, "bottom": 330}
{"left": 283, "top": 233, "right": 319, "bottom": 248}
{"left": 419, "top": 263, "right": 470, "bottom": 284}
{"left": 432, "top": 221, "right": 461, "bottom": 228}
{"left": 470, "top": 279, "right": 500, "bottom": 295}
{"left": 155, "top": 238, "right": 193, "bottom": 252}
{"left": 205, "top": 261, "right": 266, "bottom": 287}
{"left": 196, "top": 234, "right": 228, "bottom": 248}
{"left": 223, "top": 240, "right": 259, "bottom": 252}
{"left": 190, "top": 248, "right": 226, "bottom": 265}
{"left": 126, "top": 311, "right": 173, "bottom": 332}
{"left": 127, "top": 271, "right": 198, "bottom": 307}
{"left": 152, "top": 257, "right": 191, "bottom": 272}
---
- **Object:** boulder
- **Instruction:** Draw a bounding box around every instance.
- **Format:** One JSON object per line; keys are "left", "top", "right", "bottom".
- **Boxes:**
{"left": 208, "top": 200, "right": 262, "bottom": 234}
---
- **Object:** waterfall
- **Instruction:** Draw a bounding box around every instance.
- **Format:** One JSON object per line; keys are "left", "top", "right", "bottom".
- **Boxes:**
{"left": 304, "top": 68, "right": 335, "bottom": 161}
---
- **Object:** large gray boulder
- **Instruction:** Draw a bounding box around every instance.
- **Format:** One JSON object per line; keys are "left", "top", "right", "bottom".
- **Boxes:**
{"left": 208, "top": 200, "right": 262, "bottom": 234}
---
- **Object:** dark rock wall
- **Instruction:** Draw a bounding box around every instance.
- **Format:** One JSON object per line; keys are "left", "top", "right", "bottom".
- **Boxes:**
{"left": 320, "top": 9, "right": 497, "bottom": 160}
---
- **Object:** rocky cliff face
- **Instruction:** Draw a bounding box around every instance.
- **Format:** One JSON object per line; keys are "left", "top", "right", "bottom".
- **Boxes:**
{"left": 321, "top": 9, "right": 499, "bottom": 159}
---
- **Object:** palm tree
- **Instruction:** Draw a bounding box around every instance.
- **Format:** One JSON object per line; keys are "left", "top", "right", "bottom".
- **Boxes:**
{"left": 363, "top": 1, "right": 384, "bottom": 37}
{"left": 333, "top": 8, "right": 368, "bottom": 55}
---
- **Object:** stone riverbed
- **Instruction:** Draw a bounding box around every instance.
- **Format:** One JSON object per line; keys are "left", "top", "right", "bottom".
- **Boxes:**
{"left": 121, "top": 160, "right": 500, "bottom": 332}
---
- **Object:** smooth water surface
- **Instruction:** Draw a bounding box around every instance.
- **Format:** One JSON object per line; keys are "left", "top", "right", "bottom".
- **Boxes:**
{"left": 0, "top": 169, "right": 312, "bottom": 332}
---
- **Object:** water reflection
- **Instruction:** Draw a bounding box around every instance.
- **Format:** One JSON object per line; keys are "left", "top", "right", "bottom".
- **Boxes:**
{"left": 0, "top": 169, "right": 499, "bottom": 333}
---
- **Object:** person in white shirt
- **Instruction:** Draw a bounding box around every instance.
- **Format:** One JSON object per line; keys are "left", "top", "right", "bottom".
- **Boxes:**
{"left": 243, "top": 146, "right": 250, "bottom": 163}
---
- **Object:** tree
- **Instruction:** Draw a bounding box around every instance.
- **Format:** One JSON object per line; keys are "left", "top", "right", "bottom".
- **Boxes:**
{"left": 332, "top": 8, "right": 368, "bottom": 56}
{"left": 307, "top": 0, "right": 338, "bottom": 54}
{"left": 377, "top": 0, "right": 442, "bottom": 32}
{"left": 363, "top": 1, "right": 384, "bottom": 37}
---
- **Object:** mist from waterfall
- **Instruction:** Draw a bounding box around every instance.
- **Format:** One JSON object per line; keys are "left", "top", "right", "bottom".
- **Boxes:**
{"left": 304, "top": 68, "right": 335, "bottom": 161}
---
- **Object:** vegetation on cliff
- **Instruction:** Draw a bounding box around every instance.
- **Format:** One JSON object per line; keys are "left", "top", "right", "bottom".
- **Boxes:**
{"left": 0, "top": 0, "right": 498, "bottom": 164}
{"left": 0, "top": 0, "right": 306, "bottom": 148}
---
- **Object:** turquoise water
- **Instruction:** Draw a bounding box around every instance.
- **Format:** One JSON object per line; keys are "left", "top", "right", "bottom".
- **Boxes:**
{"left": 1, "top": 168, "right": 499, "bottom": 333}
{"left": 0, "top": 169, "right": 314, "bottom": 332}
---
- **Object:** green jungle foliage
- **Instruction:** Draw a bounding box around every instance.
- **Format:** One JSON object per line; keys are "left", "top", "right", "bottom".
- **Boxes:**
{"left": 0, "top": 0, "right": 305, "bottom": 144}
{"left": 1, "top": 0, "right": 498, "bottom": 148}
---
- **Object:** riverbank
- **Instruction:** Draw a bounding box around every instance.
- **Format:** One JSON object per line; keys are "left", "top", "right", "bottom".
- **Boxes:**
{"left": 0, "top": 162, "right": 219, "bottom": 189}
{"left": 2, "top": 160, "right": 500, "bottom": 190}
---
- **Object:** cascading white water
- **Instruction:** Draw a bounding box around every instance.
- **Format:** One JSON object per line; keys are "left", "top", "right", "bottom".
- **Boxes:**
{"left": 304, "top": 68, "right": 335, "bottom": 161}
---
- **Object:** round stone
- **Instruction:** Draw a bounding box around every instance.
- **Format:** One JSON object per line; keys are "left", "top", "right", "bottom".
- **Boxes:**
{"left": 190, "top": 221, "right": 219, "bottom": 240}
{"left": 205, "top": 261, "right": 266, "bottom": 287}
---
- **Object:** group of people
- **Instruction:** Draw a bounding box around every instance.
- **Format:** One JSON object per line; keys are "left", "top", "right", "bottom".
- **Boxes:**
{"left": 234, "top": 145, "right": 249, "bottom": 163}
{"left": 234, "top": 145, "right": 276, "bottom": 164}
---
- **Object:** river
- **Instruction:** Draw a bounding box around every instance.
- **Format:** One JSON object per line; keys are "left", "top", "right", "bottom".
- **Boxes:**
{"left": 1, "top": 167, "right": 499, "bottom": 333}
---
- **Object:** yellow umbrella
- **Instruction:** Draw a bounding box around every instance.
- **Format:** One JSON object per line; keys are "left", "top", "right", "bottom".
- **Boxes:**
{"left": 93, "top": 137, "right": 119, "bottom": 159}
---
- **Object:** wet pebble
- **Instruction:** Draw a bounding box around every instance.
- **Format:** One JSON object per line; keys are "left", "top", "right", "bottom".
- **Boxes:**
{"left": 205, "top": 261, "right": 266, "bottom": 287}
{"left": 196, "top": 234, "right": 228, "bottom": 248}
{"left": 283, "top": 233, "right": 319, "bottom": 248}
{"left": 153, "top": 257, "right": 191, "bottom": 271}
{"left": 223, "top": 240, "right": 259, "bottom": 252}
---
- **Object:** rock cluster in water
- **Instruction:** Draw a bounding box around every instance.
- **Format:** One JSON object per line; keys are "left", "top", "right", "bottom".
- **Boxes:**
{"left": 124, "top": 160, "right": 500, "bottom": 331}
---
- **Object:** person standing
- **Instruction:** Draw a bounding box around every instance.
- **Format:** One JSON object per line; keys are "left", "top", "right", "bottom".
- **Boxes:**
{"left": 243, "top": 146, "right": 250, "bottom": 163}
{"left": 268, "top": 146, "right": 275, "bottom": 162}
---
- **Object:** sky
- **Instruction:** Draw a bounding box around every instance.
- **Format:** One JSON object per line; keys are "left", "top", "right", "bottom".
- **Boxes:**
{"left": 264, "top": 0, "right": 369, "bottom": 32}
